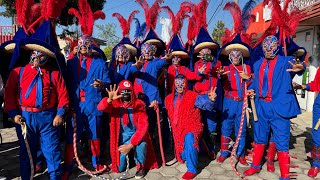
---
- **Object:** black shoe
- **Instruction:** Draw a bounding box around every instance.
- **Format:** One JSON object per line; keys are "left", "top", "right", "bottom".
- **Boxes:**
{"left": 135, "top": 167, "right": 146, "bottom": 179}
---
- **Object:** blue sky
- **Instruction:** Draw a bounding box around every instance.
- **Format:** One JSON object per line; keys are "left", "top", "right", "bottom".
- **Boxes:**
{"left": 0, "top": 0, "right": 261, "bottom": 43}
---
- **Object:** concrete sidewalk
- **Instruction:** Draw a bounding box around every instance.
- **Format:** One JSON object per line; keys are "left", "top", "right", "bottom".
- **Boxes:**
{"left": 0, "top": 112, "right": 316, "bottom": 180}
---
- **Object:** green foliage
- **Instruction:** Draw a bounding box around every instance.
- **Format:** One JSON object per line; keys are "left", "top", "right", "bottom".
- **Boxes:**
{"left": 103, "top": 46, "right": 114, "bottom": 62}
{"left": 211, "top": 20, "right": 225, "bottom": 46}
{"left": 0, "top": 0, "right": 106, "bottom": 26}
{"left": 96, "top": 23, "right": 120, "bottom": 47}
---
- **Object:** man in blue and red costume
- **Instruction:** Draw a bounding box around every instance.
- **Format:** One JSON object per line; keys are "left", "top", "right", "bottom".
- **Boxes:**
{"left": 243, "top": 35, "right": 305, "bottom": 180}
{"left": 166, "top": 35, "right": 204, "bottom": 94}
{"left": 111, "top": 44, "right": 142, "bottom": 83}
{"left": 4, "top": 49, "right": 69, "bottom": 180}
{"left": 165, "top": 74, "right": 217, "bottom": 179}
{"left": 64, "top": 34, "right": 111, "bottom": 173}
{"left": 216, "top": 47, "right": 252, "bottom": 165}
{"left": 193, "top": 47, "right": 222, "bottom": 159}
{"left": 293, "top": 67, "right": 320, "bottom": 177}
{"left": 97, "top": 80, "right": 158, "bottom": 179}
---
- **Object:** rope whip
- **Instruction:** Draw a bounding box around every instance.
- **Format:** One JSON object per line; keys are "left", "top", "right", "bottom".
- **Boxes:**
{"left": 229, "top": 82, "right": 248, "bottom": 180}
{"left": 72, "top": 113, "right": 130, "bottom": 180}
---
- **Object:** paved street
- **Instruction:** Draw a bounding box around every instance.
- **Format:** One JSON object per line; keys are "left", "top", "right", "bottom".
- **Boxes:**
{"left": 0, "top": 112, "right": 318, "bottom": 180}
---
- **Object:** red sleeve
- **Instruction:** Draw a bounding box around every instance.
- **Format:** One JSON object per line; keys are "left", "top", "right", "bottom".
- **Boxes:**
{"left": 185, "top": 67, "right": 201, "bottom": 81}
{"left": 308, "top": 68, "right": 320, "bottom": 92}
{"left": 130, "top": 102, "right": 149, "bottom": 146}
{"left": 4, "top": 67, "right": 21, "bottom": 116}
{"left": 53, "top": 71, "right": 69, "bottom": 115}
{"left": 97, "top": 97, "right": 113, "bottom": 113}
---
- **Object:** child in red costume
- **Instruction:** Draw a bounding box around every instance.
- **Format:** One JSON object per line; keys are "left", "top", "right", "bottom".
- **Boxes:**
{"left": 97, "top": 80, "right": 158, "bottom": 179}
{"left": 165, "top": 74, "right": 217, "bottom": 179}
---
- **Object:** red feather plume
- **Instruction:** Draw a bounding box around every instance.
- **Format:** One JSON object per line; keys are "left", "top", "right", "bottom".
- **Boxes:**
{"left": 112, "top": 10, "right": 139, "bottom": 37}
{"left": 183, "top": 0, "right": 208, "bottom": 37}
{"left": 161, "top": 4, "right": 190, "bottom": 35}
{"left": 68, "top": 0, "right": 106, "bottom": 36}
{"left": 16, "top": 0, "right": 36, "bottom": 33}
{"left": 264, "top": 0, "right": 305, "bottom": 50}
{"left": 187, "top": 15, "right": 197, "bottom": 44}
{"left": 223, "top": 2, "right": 242, "bottom": 33}
{"left": 135, "top": 0, "right": 164, "bottom": 29}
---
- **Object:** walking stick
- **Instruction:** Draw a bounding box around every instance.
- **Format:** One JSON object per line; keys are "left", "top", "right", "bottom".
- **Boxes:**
{"left": 154, "top": 103, "right": 166, "bottom": 167}
{"left": 249, "top": 95, "right": 258, "bottom": 121}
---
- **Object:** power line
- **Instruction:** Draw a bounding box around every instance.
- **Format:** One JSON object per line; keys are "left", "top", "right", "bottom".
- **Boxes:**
{"left": 208, "top": 0, "right": 226, "bottom": 25}
{"left": 105, "top": 0, "right": 134, "bottom": 11}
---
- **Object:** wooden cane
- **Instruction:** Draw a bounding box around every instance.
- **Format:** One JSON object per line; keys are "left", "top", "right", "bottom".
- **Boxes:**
{"left": 314, "top": 119, "right": 320, "bottom": 130}
{"left": 246, "top": 109, "right": 251, "bottom": 128}
{"left": 250, "top": 96, "right": 258, "bottom": 121}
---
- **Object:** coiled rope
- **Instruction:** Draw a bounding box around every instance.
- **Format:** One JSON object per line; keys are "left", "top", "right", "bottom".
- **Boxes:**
{"left": 72, "top": 113, "right": 129, "bottom": 180}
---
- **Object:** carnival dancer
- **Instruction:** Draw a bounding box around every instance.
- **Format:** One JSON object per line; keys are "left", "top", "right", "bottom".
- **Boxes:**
{"left": 4, "top": 37, "right": 69, "bottom": 180}
{"left": 166, "top": 35, "right": 203, "bottom": 94}
{"left": 243, "top": 35, "right": 305, "bottom": 180}
{"left": 216, "top": 34, "right": 252, "bottom": 165}
{"left": 3, "top": 1, "right": 68, "bottom": 179}
{"left": 192, "top": 27, "right": 222, "bottom": 159}
{"left": 97, "top": 80, "right": 158, "bottom": 179}
{"left": 264, "top": 35, "right": 307, "bottom": 173}
{"left": 63, "top": 0, "right": 110, "bottom": 176}
{"left": 165, "top": 74, "right": 217, "bottom": 179}
{"left": 215, "top": 0, "right": 257, "bottom": 165}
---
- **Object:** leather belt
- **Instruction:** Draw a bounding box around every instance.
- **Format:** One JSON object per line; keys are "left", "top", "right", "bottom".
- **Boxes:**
{"left": 259, "top": 97, "right": 272, "bottom": 102}
{"left": 225, "top": 94, "right": 243, "bottom": 101}
{"left": 21, "top": 106, "right": 54, "bottom": 113}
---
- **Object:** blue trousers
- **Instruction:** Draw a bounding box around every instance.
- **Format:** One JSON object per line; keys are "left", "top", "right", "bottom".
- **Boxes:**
{"left": 20, "top": 109, "right": 62, "bottom": 180}
{"left": 254, "top": 100, "right": 290, "bottom": 152}
{"left": 118, "top": 138, "right": 147, "bottom": 172}
{"left": 180, "top": 133, "right": 198, "bottom": 174}
{"left": 312, "top": 95, "right": 320, "bottom": 167}
{"left": 65, "top": 109, "right": 102, "bottom": 166}
{"left": 221, "top": 97, "right": 247, "bottom": 157}
{"left": 201, "top": 110, "right": 217, "bottom": 152}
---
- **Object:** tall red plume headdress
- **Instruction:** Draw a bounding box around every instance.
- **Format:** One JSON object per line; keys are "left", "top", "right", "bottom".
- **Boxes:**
{"left": 181, "top": 0, "right": 208, "bottom": 48}
{"left": 161, "top": 4, "right": 191, "bottom": 36}
{"left": 15, "top": 0, "right": 42, "bottom": 34}
{"left": 263, "top": 0, "right": 305, "bottom": 55}
{"left": 135, "top": 0, "right": 164, "bottom": 30}
{"left": 25, "top": 0, "right": 68, "bottom": 34}
{"left": 112, "top": 10, "right": 140, "bottom": 38}
{"left": 220, "top": 0, "right": 256, "bottom": 47}
{"left": 68, "top": 0, "right": 106, "bottom": 36}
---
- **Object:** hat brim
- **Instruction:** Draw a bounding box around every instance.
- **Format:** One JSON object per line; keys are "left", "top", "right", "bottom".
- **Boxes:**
{"left": 0, "top": 40, "right": 16, "bottom": 53}
{"left": 172, "top": 51, "right": 189, "bottom": 59}
{"left": 124, "top": 44, "right": 137, "bottom": 55}
{"left": 145, "top": 39, "right": 164, "bottom": 48}
{"left": 221, "top": 43, "right": 250, "bottom": 57}
{"left": 194, "top": 42, "right": 219, "bottom": 53}
{"left": 295, "top": 49, "right": 306, "bottom": 57}
{"left": 20, "top": 38, "right": 56, "bottom": 58}
{"left": 23, "top": 44, "right": 56, "bottom": 58}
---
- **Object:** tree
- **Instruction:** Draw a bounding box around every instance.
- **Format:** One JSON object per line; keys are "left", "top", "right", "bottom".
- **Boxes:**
{"left": 96, "top": 23, "right": 120, "bottom": 47}
{"left": 103, "top": 46, "right": 113, "bottom": 62}
{"left": 0, "top": 0, "right": 106, "bottom": 26}
{"left": 96, "top": 23, "right": 120, "bottom": 61}
{"left": 211, "top": 20, "right": 225, "bottom": 45}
